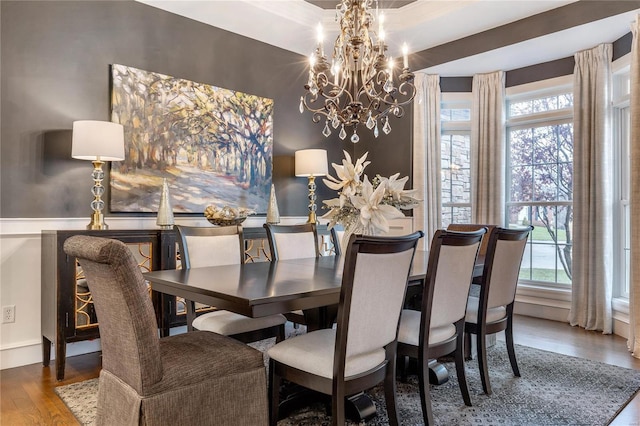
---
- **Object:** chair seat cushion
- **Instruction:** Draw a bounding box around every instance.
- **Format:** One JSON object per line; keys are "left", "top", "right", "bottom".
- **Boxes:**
{"left": 267, "top": 328, "right": 385, "bottom": 379}
{"left": 465, "top": 296, "right": 507, "bottom": 324}
{"left": 397, "top": 309, "right": 456, "bottom": 347}
{"left": 146, "top": 331, "right": 265, "bottom": 395}
{"left": 193, "top": 311, "right": 286, "bottom": 336}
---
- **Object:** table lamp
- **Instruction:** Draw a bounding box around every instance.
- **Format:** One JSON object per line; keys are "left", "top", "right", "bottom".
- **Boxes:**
{"left": 295, "top": 149, "right": 328, "bottom": 223}
{"left": 72, "top": 120, "right": 125, "bottom": 230}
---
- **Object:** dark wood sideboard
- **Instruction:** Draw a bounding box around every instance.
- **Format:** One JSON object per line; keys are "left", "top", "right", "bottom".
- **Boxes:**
{"left": 41, "top": 226, "right": 326, "bottom": 380}
{"left": 41, "top": 226, "right": 329, "bottom": 380}
{"left": 41, "top": 229, "right": 179, "bottom": 380}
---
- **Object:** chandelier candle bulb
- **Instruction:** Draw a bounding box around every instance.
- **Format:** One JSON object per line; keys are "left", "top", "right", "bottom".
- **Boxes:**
{"left": 403, "top": 43, "right": 409, "bottom": 69}
{"left": 317, "top": 23, "right": 324, "bottom": 55}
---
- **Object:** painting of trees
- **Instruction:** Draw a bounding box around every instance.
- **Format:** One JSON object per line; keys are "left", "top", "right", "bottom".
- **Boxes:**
{"left": 109, "top": 64, "right": 273, "bottom": 213}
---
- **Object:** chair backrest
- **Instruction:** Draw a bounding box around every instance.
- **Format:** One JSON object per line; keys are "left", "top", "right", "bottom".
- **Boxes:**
{"left": 176, "top": 225, "right": 244, "bottom": 268}
{"left": 63, "top": 235, "right": 162, "bottom": 393}
{"left": 263, "top": 223, "right": 319, "bottom": 261}
{"left": 334, "top": 231, "right": 423, "bottom": 377}
{"left": 330, "top": 226, "right": 342, "bottom": 256}
{"left": 446, "top": 223, "right": 496, "bottom": 257}
{"left": 425, "top": 229, "right": 485, "bottom": 330}
{"left": 480, "top": 226, "right": 533, "bottom": 311}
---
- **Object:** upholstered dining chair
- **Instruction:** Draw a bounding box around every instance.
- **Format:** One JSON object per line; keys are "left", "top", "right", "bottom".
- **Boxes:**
{"left": 176, "top": 225, "right": 286, "bottom": 343}
{"left": 446, "top": 223, "right": 496, "bottom": 258}
{"left": 464, "top": 226, "right": 533, "bottom": 395}
{"left": 63, "top": 235, "right": 268, "bottom": 426}
{"left": 397, "top": 228, "right": 485, "bottom": 425}
{"left": 446, "top": 223, "right": 496, "bottom": 284}
{"left": 263, "top": 223, "right": 330, "bottom": 327}
{"left": 267, "top": 231, "right": 424, "bottom": 426}
{"left": 263, "top": 223, "right": 320, "bottom": 260}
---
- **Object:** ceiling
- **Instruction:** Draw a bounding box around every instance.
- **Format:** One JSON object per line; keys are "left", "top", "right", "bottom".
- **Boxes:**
{"left": 137, "top": 0, "right": 640, "bottom": 76}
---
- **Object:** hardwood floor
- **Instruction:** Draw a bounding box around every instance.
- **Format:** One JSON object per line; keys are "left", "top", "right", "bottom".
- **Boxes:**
{"left": 1, "top": 316, "right": 639, "bottom": 425}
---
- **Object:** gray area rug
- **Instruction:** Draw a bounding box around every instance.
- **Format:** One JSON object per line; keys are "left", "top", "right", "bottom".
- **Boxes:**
{"left": 56, "top": 338, "right": 640, "bottom": 425}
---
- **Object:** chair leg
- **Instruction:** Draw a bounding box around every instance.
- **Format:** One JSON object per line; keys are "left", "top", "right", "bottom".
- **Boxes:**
{"left": 454, "top": 328, "right": 472, "bottom": 406}
{"left": 331, "top": 383, "right": 346, "bottom": 426}
{"left": 505, "top": 313, "right": 520, "bottom": 377}
{"left": 275, "top": 324, "right": 285, "bottom": 343}
{"left": 417, "top": 351, "right": 435, "bottom": 425}
{"left": 399, "top": 355, "right": 409, "bottom": 383}
{"left": 268, "top": 359, "right": 281, "bottom": 426}
{"left": 476, "top": 330, "right": 492, "bottom": 395}
{"left": 186, "top": 300, "right": 196, "bottom": 332}
{"left": 384, "top": 358, "right": 400, "bottom": 426}
{"left": 464, "top": 331, "right": 472, "bottom": 360}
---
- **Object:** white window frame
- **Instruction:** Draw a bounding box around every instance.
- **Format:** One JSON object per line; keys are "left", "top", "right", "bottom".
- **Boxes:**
{"left": 441, "top": 93, "right": 472, "bottom": 227}
{"left": 612, "top": 54, "right": 631, "bottom": 302}
{"left": 505, "top": 75, "right": 574, "bottom": 291}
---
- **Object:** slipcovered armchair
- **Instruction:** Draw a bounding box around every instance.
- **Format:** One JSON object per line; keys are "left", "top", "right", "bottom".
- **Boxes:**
{"left": 176, "top": 225, "right": 286, "bottom": 343}
{"left": 397, "top": 229, "right": 485, "bottom": 425}
{"left": 267, "top": 232, "right": 423, "bottom": 426}
{"left": 63, "top": 235, "right": 268, "bottom": 426}
{"left": 465, "top": 226, "right": 533, "bottom": 394}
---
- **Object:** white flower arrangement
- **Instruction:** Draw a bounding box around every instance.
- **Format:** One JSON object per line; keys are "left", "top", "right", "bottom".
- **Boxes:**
{"left": 321, "top": 151, "right": 420, "bottom": 236}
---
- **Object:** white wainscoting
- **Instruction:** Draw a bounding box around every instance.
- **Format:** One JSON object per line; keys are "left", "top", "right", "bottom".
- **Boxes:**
{"left": 0, "top": 216, "right": 413, "bottom": 370}
{"left": 1, "top": 216, "right": 630, "bottom": 369}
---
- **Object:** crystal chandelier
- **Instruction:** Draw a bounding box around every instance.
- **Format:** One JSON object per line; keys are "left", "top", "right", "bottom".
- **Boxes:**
{"left": 299, "top": 0, "right": 416, "bottom": 143}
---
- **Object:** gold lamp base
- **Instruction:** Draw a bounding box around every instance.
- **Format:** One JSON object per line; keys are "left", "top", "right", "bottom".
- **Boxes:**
{"left": 86, "top": 159, "right": 109, "bottom": 230}
{"left": 87, "top": 211, "right": 108, "bottom": 230}
{"left": 306, "top": 175, "right": 318, "bottom": 224}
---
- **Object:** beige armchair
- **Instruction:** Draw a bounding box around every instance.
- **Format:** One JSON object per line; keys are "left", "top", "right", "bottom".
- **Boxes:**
{"left": 63, "top": 235, "right": 268, "bottom": 426}
{"left": 465, "top": 226, "right": 533, "bottom": 394}
{"left": 263, "top": 223, "right": 323, "bottom": 327}
{"left": 176, "top": 225, "right": 286, "bottom": 343}
{"left": 267, "top": 232, "right": 423, "bottom": 426}
{"left": 397, "top": 228, "right": 485, "bottom": 425}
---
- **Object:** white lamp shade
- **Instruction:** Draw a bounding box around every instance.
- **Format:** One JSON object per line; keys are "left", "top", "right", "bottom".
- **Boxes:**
{"left": 295, "top": 149, "right": 328, "bottom": 177}
{"left": 72, "top": 120, "right": 125, "bottom": 161}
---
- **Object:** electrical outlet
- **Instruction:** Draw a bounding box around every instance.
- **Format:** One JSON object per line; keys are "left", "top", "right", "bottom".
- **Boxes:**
{"left": 2, "top": 305, "right": 15, "bottom": 323}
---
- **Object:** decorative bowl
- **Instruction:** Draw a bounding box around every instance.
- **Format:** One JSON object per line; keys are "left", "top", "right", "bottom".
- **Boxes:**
{"left": 206, "top": 217, "right": 247, "bottom": 227}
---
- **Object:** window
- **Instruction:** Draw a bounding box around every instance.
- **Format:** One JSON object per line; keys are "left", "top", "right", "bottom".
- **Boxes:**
{"left": 506, "top": 79, "right": 573, "bottom": 287}
{"left": 441, "top": 94, "right": 472, "bottom": 227}
{"left": 613, "top": 62, "right": 630, "bottom": 299}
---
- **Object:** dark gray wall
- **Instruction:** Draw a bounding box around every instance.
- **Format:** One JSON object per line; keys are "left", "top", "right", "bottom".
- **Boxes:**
{"left": 0, "top": 0, "right": 350, "bottom": 218}
{"left": 2, "top": 1, "right": 636, "bottom": 219}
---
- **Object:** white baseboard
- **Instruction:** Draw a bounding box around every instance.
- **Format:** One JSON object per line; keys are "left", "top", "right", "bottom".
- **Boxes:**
{"left": 0, "top": 339, "right": 102, "bottom": 370}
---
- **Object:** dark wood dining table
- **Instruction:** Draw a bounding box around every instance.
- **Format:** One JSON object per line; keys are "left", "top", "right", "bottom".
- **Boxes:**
{"left": 144, "top": 251, "right": 484, "bottom": 421}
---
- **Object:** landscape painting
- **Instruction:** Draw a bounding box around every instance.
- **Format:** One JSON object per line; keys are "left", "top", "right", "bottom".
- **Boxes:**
{"left": 109, "top": 64, "right": 273, "bottom": 213}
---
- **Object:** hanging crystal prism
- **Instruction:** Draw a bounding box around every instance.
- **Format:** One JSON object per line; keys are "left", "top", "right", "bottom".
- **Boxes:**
{"left": 310, "top": 80, "right": 318, "bottom": 96}
{"left": 383, "top": 79, "right": 394, "bottom": 93}
{"left": 332, "top": 115, "right": 340, "bottom": 129}
{"left": 299, "top": 96, "right": 304, "bottom": 114}
{"left": 351, "top": 132, "right": 360, "bottom": 143}
{"left": 322, "top": 121, "right": 332, "bottom": 137}
{"left": 339, "top": 125, "right": 347, "bottom": 140}
{"left": 366, "top": 113, "right": 376, "bottom": 129}
{"left": 383, "top": 117, "right": 392, "bottom": 135}
{"left": 374, "top": 123, "right": 379, "bottom": 138}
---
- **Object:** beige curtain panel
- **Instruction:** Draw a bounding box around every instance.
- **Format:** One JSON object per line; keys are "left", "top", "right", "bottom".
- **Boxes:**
{"left": 412, "top": 73, "right": 442, "bottom": 249}
{"left": 569, "top": 43, "right": 613, "bottom": 334}
{"left": 471, "top": 71, "right": 505, "bottom": 226}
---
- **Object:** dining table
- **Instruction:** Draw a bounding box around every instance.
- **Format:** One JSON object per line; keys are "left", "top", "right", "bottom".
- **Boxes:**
{"left": 144, "top": 251, "right": 484, "bottom": 421}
